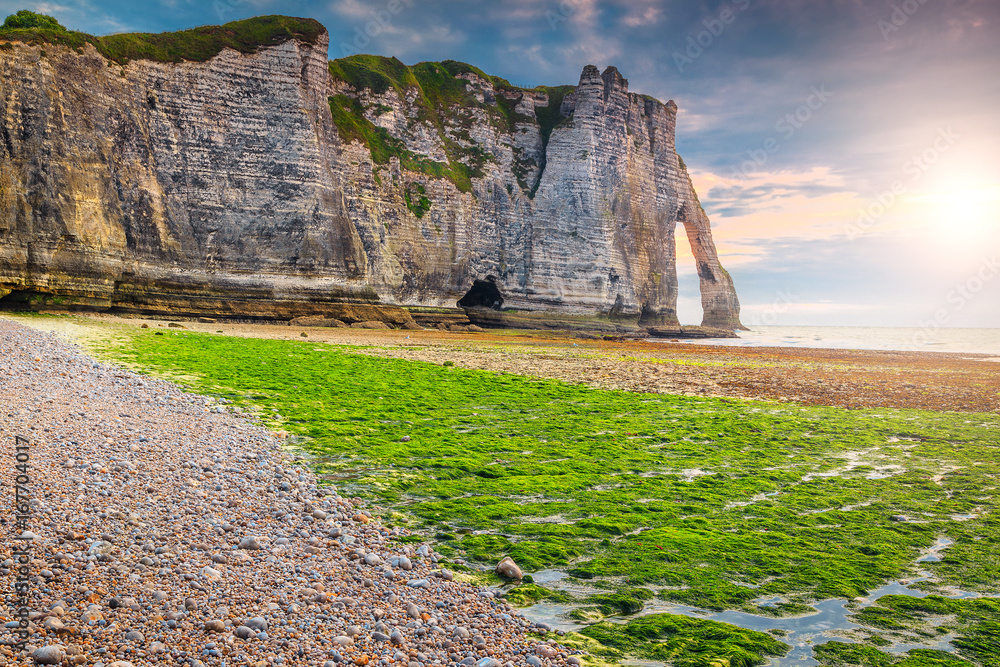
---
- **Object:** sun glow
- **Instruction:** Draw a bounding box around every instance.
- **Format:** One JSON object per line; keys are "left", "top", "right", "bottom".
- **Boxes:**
{"left": 907, "top": 184, "right": 1000, "bottom": 244}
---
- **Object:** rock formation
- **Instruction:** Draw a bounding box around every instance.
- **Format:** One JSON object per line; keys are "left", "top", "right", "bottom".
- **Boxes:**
{"left": 0, "top": 16, "right": 743, "bottom": 329}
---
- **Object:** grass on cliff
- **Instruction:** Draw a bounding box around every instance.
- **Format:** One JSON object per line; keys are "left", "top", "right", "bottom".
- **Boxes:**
{"left": 330, "top": 55, "right": 520, "bottom": 127}
{"left": 328, "top": 56, "right": 506, "bottom": 193}
{"left": 328, "top": 54, "right": 580, "bottom": 196}
{"left": 0, "top": 13, "right": 324, "bottom": 64}
{"left": 328, "top": 93, "right": 482, "bottom": 193}
{"left": 99, "top": 330, "right": 1000, "bottom": 664}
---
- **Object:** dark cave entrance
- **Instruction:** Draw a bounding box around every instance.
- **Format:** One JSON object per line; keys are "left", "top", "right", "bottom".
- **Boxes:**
{"left": 457, "top": 277, "right": 504, "bottom": 310}
{"left": 0, "top": 290, "right": 42, "bottom": 310}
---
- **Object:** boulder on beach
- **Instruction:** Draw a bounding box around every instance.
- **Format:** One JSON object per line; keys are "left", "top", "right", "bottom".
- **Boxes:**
{"left": 495, "top": 556, "right": 523, "bottom": 580}
{"left": 245, "top": 616, "right": 269, "bottom": 632}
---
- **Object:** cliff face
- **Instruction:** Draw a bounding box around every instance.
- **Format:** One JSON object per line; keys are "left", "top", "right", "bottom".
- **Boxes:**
{"left": 0, "top": 18, "right": 743, "bottom": 329}
{"left": 0, "top": 18, "right": 378, "bottom": 318}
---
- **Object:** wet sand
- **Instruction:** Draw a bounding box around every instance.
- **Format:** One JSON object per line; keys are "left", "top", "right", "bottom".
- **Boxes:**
{"left": 18, "top": 313, "right": 997, "bottom": 414}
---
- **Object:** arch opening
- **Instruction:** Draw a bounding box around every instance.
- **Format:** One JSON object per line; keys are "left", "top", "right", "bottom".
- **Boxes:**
{"left": 675, "top": 223, "right": 702, "bottom": 326}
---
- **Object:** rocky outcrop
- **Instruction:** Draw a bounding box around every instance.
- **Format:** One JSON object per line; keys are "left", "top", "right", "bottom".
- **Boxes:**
{"left": 647, "top": 325, "right": 737, "bottom": 340}
{"left": 0, "top": 17, "right": 743, "bottom": 329}
{"left": 330, "top": 59, "right": 743, "bottom": 329}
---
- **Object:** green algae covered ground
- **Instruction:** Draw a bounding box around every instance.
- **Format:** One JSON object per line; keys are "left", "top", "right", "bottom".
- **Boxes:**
{"left": 813, "top": 595, "right": 1000, "bottom": 667}
{"left": 101, "top": 330, "right": 1000, "bottom": 665}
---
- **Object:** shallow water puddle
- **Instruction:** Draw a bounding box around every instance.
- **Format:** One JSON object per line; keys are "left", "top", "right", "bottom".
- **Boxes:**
{"left": 917, "top": 536, "right": 953, "bottom": 562}
{"left": 520, "top": 536, "right": 988, "bottom": 666}
{"left": 885, "top": 632, "right": 957, "bottom": 655}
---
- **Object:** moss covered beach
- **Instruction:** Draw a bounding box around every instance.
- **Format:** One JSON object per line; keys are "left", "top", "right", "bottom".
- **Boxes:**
{"left": 9, "top": 314, "right": 1000, "bottom": 667}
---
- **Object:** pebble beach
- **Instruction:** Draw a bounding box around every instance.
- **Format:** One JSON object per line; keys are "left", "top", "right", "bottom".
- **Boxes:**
{"left": 0, "top": 321, "right": 566, "bottom": 667}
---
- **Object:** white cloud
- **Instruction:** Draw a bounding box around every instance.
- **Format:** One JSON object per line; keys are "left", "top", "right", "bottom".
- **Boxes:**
{"left": 621, "top": 4, "right": 660, "bottom": 28}
{"left": 564, "top": 0, "right": 600, "bottom": 29}
{"left": 26, "top": 2, "right": 74, "bottom": 14}
{"left": 21, "top": 0, "right": 131, "bottom": 33}
{"left": 329, "top": 0, "right": 373, "bottom": 20}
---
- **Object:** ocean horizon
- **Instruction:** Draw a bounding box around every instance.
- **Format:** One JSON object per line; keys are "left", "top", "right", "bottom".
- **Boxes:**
{"left": 669, "top": 325, "right": 1000, "bottom": 356}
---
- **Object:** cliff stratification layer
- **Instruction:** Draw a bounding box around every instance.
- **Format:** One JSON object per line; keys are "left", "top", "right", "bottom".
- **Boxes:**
{"left": 0, "top": 16, "right": 743, "bottom": 329}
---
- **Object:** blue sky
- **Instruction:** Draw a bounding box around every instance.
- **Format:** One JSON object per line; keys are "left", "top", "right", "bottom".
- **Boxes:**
{"left": 5, "top": 0, "right": 999, "bottom": 327}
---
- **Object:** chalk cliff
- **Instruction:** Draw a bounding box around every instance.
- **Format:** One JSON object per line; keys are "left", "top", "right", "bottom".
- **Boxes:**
{"left": 0, "top": 16, "right": 743, "bottom": 329}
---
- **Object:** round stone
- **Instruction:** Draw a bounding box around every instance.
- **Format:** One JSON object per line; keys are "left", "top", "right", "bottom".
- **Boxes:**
{"left": 244, "top": 616, "right": 268, "bottom": 631}
{"left": 239, "top": 536, "right": 263, "bottom": 550}
{"left": 203, "top": 620, "right": 225, "bottom": 633}
{"left": 234, "top": 625, "right": 255, "bottom": 639}
{"left": 495, "top": 556, "right": 523, "bottom": 580}
{"left": 536, "top": 645, "right": 558, "bottom": 658}
{"left": 32, "top": 646, "right": 64, "bottom": 665}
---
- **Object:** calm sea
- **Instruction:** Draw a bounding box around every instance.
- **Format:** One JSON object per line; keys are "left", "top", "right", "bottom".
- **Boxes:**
{"left": 670, "top": 326, "right": 1000, "bottom": 356}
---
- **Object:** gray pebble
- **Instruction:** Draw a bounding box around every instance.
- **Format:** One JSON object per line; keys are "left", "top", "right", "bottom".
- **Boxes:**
{"left": 32, "top": 646, "right": 64, "bottom": 665}
{"left": 239, "top": 536, "right": 263, "bottom": 550}
{"left": 234, "top": 625, "right": 255, "bottom": 639}
{"left": 244, "top": 616, "right": 268, "bottom": 631}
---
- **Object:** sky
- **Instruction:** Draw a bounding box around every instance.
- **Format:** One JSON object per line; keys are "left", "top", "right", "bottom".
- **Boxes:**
{"left": 4, "top": 0, "right": 999, "bottom": 328}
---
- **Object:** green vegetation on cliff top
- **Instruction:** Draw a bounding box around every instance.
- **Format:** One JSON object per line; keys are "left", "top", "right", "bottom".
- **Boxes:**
{"left": 0, "top": 12, "right": 324, "bottom": 64}
{"left": 327, "top": 53, "right": 578, "bottom": 196}
{"left": 326, "top": 56, "right": 504, "bottom": 192}
{"left": 328, "top": 54, "right": 553, "bottom": 113}
{"left": 2, "top": 10, "right": 62, "bottom": 31}
{"left": 328, "top": 93, "right": 485, "bottom": 193}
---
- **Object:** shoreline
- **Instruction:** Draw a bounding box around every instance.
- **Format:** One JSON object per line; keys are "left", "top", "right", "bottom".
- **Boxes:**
{"left": 9, "top": 312, "right": 999, "bottom": 414}
{"left": 0, "top": 320, "right": 563, "bottom": 666}
{"left": 661, "top": 323, "right": 1000, "bottom": 357}
{"left": 12, "top": 312, "right": 990, "bottom": 414}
